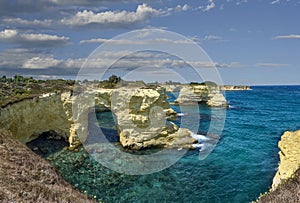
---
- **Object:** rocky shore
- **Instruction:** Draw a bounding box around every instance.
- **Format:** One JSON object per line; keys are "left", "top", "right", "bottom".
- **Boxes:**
{"left": 257, "top": 130, "right": 300, "bottom": 202}
{"left": 0, "top": 85, "right": 204, "bottom": 151}
{"left": 272, "top": 130, "right": 300, "bottom": 189}
{"left": 220, "top": 85, "right": 251, "bottom": 91}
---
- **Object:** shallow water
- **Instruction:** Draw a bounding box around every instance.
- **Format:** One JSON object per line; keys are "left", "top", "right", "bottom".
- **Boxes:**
{"left": 30, "top": 86, "right": 300, "bottom": 203}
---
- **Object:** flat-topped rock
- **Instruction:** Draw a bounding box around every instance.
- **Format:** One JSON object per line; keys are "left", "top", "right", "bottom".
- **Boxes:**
{"left": 175, "top": 85, "right": 228, "bottom": 107}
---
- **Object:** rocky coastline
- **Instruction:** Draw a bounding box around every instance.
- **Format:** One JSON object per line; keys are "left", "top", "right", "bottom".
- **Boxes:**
{"left": 0, "top": 79, "right": 232, "bottom": 151}
{"left": 220, "top": 85, "right": 251, "bottom": 91}
{"left": 0, "top": 85, "right": 201, "bottom": 151}
{"left": 272, "top": 130, "right": 300, "bottom": 189}
{"left": 257, "top": 130, "right": 300, "bottom": 202}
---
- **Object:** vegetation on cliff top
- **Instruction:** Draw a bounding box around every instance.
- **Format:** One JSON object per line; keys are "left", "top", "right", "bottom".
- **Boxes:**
{"left": 0, "top": 75, "right": 74, "bottom": 107}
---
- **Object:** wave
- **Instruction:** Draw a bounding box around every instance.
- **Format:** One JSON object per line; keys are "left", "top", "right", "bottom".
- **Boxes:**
{"left": 177, "top": 113, "right": 186, "bottom": 116}
{"left": 190, "top": 132, "right": 210, "bottom": 142}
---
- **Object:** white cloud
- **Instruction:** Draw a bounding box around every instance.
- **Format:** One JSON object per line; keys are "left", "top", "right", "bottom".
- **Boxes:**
{"left": 168, "top": 4, "right": 190, "bottom": 12}
{"left": 203, "top": 0, "right": 216, "bottom": 12}
{"left": 2, "top": 18, "right": 52, "bottom": 27}
{"left": 0, "top": 29, "right": 69, "bottom": 47}
{"left": 21, "top": 33, "right": 68, "bottom": 42}
{"left": 273, "top": 34, "right": 300, "bottom": 39}
{"left": 182, "top": 4, "right": 190, "bottom": 11}
{"left": 0, "top": 48, "right": 241, "bottom": 72}
{"left": 271, "top": 0, "right": 281, "bottom": 4}
{"left": 204, "top": 35, "right": 223, "bottom": 41}
{"left": 80, "top": 37, "right": 197, "bottom": 45}
{"left": 61, "top": 4, "right": 161, "bottom": 26}
{"left": 255, "top": 63, "right": 290, "bottom": 67}
{"left": 23, "top": 56, "right": 63, "bottom": 69}
{"left": 0, "top": 48, "right": 64, "bottom": 69}
{"left": 236, "top": 0, "right": 248, "bottom": 5}
{"left": 0, "top": 29, "right": 18, "bottom": 39}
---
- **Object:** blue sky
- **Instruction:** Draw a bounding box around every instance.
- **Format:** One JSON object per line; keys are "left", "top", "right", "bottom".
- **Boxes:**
{"left": 0, "top": 0, "right": 299, "bottom": 85}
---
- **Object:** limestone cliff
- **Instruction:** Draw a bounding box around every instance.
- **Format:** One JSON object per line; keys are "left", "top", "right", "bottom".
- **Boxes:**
{"left": 272, "top": 130, "right": 300, "bottom": 189}
{"left": 1, "top": 86, "right": 196, "bottom": 150}
{"left": 0, "top": 93, "right": 71, "bottom": 144}
{"left": 175, "top": 85, "right": 228, "bottom": 107}
{"left": 109, "top": 87, "right": 196, "bottom": 149}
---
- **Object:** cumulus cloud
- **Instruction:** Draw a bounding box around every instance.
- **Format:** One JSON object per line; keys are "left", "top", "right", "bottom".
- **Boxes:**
{"left": 61, "top": 4, "right": 162, "bottom": 26}
{"left": 0, "top": 29, "right": 69, "bottom": 47}
{"left": 0, "top": 48, "right": 240, "bottom": 77}
{"left": 273, "top": 34, "right": 300, "bottom": 39}
{"left": 0, "top": 48, "right": 66, "bottom": 71}
{"left": 167, "top": 4, "right": 190, "bottom": 13}
{"left": 22, "top": 57, "right": 63, "bottom": 69}
{"left": 255, "top": 63, "right": 290, "bottom": 67}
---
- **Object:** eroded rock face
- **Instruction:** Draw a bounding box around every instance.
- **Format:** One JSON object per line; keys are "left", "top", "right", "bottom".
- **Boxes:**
{"left": 109, "top": 87, "right": 196, "bottom": 149}
{"left": 175, "top": 85, "right": 228, "bottom": 107}
{"left": 0, "top": 86, "right": 197, "bottom": 150}
{"left": 272, "top": 130, "right": 300, "bottom": 189}
{"left": 0, "top": 93, "right": 71, "bottom": 144}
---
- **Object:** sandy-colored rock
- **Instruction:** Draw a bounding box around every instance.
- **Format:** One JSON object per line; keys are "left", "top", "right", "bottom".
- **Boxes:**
{"left": 0, "top": 93, "right": 71, "bottom": 144}
{"left": 0, "top": 86, "right": 197, "bottom": 151}
{"left": 175, "top": 85, "right": 227, "bottom": 107}
{"left": 220, "top": 85, "right": 251, "bottom": 91}
{"left": 110, "top": 87, "right": 196, "bottom": 149}
{"left": 272, "top": 130, "right": 300, "bottom": 189}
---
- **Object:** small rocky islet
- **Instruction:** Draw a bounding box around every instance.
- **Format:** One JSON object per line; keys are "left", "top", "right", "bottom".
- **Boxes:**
{"left": 0, "top": 75, "right": 299, "bottom": 202}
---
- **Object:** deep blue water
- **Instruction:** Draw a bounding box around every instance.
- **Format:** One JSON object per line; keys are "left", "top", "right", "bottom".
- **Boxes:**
{"left": 32, "top": 86, "right": 300, "bottom": 203}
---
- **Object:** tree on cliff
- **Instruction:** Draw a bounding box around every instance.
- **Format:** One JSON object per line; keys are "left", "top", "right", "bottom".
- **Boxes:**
{"left": 108, "top": 75, "right": 121, "bottom": 84}
{"left": 99, "top": 75, "right": 122, "bottom": 88}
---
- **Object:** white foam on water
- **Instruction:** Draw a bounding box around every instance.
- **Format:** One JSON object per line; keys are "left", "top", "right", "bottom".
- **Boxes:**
{"left": 177, "top": 113, "right": 186, "bottom": 116}
{"left": 190, "top": 132, "right": 210, "bottom": 142}
{"left": 192, "top": 143, "right": 204, "bottom": 148}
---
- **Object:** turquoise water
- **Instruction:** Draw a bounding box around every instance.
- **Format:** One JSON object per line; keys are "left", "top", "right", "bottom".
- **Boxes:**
{"left": 30, "top": 86, "right": 300, "bottom": 202}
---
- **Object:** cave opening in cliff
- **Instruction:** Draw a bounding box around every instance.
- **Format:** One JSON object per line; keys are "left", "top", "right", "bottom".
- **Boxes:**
{"left": 26, "top": 130, "right": 69, "bottom": 158}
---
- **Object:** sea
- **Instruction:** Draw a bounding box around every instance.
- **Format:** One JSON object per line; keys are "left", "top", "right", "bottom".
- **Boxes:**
{"left": 28, "top": 86, "right": 300, "bottom": 203}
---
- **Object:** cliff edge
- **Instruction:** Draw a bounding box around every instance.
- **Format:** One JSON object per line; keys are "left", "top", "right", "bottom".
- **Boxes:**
{"left": 0, "top": 129, "right": 95, "bottom": 203}
{"left": 257, "top": 130, "right": 300, "bottom": 203}
{"left": 272, "top": 130, "right": 300, "bottom": 189}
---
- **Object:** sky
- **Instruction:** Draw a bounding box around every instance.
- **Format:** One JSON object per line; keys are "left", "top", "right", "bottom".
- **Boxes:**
{"left": 0, "top": 0, "right": 300, "bottom": 85}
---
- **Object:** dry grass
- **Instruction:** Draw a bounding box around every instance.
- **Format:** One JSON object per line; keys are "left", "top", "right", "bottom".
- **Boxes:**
{"left": 0, "top": 129, "right": 96, "bottom": 203}
{"left": 257, "top": 168, "right": 300, "bottom": 203}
